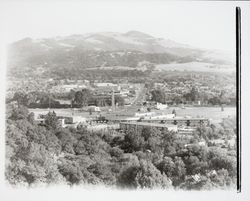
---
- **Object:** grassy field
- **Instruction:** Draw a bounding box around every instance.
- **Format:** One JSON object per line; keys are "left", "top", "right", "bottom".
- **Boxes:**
{"left": 160, "top": 106, "right": 236, "bottom": 123}
{"left": 155, "top": 62, "right": 235, "bottom": 73}
{"left": 29, "top": 106, "right": 236, "bottom": 123}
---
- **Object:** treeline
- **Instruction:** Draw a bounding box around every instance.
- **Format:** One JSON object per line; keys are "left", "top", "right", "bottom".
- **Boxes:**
{"left": 6, "top": 103, "right": 236, "bottom": 189}
{"left": 8, "top": 46, "right": 191, "bottom": 79}
{"left": 9, "top": 90, "right": 125, "bottom": 109}
{"left": 150, "top": 87, "right": 236, "bottom": 106}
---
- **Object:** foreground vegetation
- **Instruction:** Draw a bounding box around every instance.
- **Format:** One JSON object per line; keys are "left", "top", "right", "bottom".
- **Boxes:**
{"left": 6, "top": 103, "right": 236, "bottom": 190}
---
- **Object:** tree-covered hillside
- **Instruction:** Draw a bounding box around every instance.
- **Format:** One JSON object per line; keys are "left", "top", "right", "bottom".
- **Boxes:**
{"left": 6, "top": 103, "right": 236, "bottom": 189}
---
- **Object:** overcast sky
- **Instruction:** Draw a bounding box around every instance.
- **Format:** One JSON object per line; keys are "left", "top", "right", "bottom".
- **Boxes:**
{"left": 0, "top": 0, "right": 237, "bottom": 51}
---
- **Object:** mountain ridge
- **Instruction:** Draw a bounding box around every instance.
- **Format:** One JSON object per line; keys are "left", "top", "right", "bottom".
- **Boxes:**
{"left": 7, "top": 31, "right": 235, "bottom": 79}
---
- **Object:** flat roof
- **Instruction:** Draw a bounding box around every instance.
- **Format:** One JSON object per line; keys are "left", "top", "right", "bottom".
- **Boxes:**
{"left": 141, "top": 117, "right": 209, "bottom": 121}
{"left": 120, "top": 122, "right": 177, "bottom": 128}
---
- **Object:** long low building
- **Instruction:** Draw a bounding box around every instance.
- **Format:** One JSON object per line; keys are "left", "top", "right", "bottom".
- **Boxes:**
{"left": 120, "top": 122, "right": 178, "bottom": 132}
{"left": 34, "top": 113, "right": 87, "bottom": 128}
{"left": 141, "top": 117, "right": 209, "bottom": 126}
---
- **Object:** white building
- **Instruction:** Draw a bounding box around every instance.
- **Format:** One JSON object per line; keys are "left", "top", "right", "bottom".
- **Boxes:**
{"left": 135, "top": 112, "right": 155, "bottom": 117}
{"left": 95, "top": 83, "right": 121, "bottom": 92}
{"left": 88, "top": 106, "right": 101, "bottom": 112}
{"left": 51, "top": 84, "right": 87, "bottom": 93}
{"left": 155, "top": 102, "right": 168, "bottom": 110}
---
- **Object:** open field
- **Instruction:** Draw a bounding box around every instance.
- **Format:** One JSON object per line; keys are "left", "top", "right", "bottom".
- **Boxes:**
{"left": 155, "top": 62, "right": 235, "bottom": 73}
{"left": 159, "top": 106, "right": 236, "bottom": 123}
{"left": 29, "top": 106, "right": 236, "bottom": 123}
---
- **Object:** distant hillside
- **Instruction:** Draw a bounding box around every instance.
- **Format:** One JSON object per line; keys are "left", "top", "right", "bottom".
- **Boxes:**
{"left": 7, "top": 31, "right": 235, "bottom": 78}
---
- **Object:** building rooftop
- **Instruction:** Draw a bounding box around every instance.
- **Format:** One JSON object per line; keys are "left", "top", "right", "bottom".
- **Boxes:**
{"left": 95, "top": 83, "right": 117, "bottom": 87}
{"left": 141, "top": 117, "right": 209, "bottom": 121}
{"left": 120, "top": 121, "right": 177, "bottom": 128}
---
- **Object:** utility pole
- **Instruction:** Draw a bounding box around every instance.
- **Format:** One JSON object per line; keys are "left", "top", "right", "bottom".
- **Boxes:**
{"left": 112, "top": 88, "right": 115, "bottom": 111}
{"left": 71, "top": 99, "right": 74, "bottom": 116}
{"left": 49, "top": 88, "right": 51, "bottom": 111}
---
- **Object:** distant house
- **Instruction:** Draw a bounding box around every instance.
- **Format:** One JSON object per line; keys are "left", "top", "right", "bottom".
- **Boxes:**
{"left": 155, "top": 102, "right": 168, "bottom": 110}
{"left": 209, "top": 137, "right": 236, "bottom": 148}
{"left": 34, "top": 113, "right": 46, "bottom": 124}
{"left": 228, "top": 137, "right": 236, "bottom": 147}
{"left": 95, "top": 83, "right": 121, "bottom": 92}
{"left": 184, "top": 140, "right": 206, "bottom": 148}
{"left": 95, "top": 83, "right": 116, "bottom": 87}
{"left": 34, "top": 112, "right": 86, "bottom": 128}
{"left": 62, "top": 84, "right": 87, "bottom": 92}
{"left": 178, "top": 126, "right": 195, "bottom": 135}
{"left": 88, "top": 106, "right": 101, "bottom": 112}
{"left": 51, "top": 84, "right": 87, "bottom": 93}
{"left": 191, "top": 174, "right": 201, "bottom": 182}
{"left": 57, "top": 115, "right": 87, "bottom": 128}
{"left": 198, "top": 140, "right": 206, "bottom": 146}
{"left": 154, "top": 83, "right": 164, "bottom": 88}
{"left": 135, "top": 112, "right": 155, "bottom": 118}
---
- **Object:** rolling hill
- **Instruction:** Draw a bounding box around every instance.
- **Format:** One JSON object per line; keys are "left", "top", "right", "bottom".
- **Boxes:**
{"left": 7, "top": 31, "right": 235, "bottom": 78}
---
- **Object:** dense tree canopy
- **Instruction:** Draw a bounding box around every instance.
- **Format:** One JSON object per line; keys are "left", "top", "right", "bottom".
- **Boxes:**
{"left": 5, "top": 104, "right": 236, "bottom": 189}
{"left": 73, "top": 89, "right": 92, "bottom": 107}
{"left": 150, "top": 89, "right": 166, "bottom": 104}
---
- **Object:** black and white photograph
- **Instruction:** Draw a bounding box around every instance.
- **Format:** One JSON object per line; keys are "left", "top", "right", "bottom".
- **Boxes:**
{"left": 0, "top": 0, "right": 250, "bottom": 201}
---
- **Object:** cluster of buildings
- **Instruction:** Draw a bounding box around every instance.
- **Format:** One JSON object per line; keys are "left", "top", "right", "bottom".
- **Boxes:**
{"left": 119, "top": 115, "right": 209, "bottom": 136}
{"left": 120, "top": 122, "right": 178, "bottom": 132}
{"left": 91, "top": 82, "right": 139, "bottom": 104}
{"left": 31, "top": 85, "right": 235, "bottom": 150}
{"left": 26, "top": 79, "right": 233, "bottom": 149}
{"left": 151, "top": 73, "right": 236, "bottom": 105}
{"left": 34, "top": 112, "right": 87, "bottom": 128}
{"left": 47, "top": 80, "right": 141, "bottom": 107}
{"left": 49, "top": 79, "right": 90, "bottom": 93}
{"left": 33, "top": 106, "right": 209, "bottom": 138}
